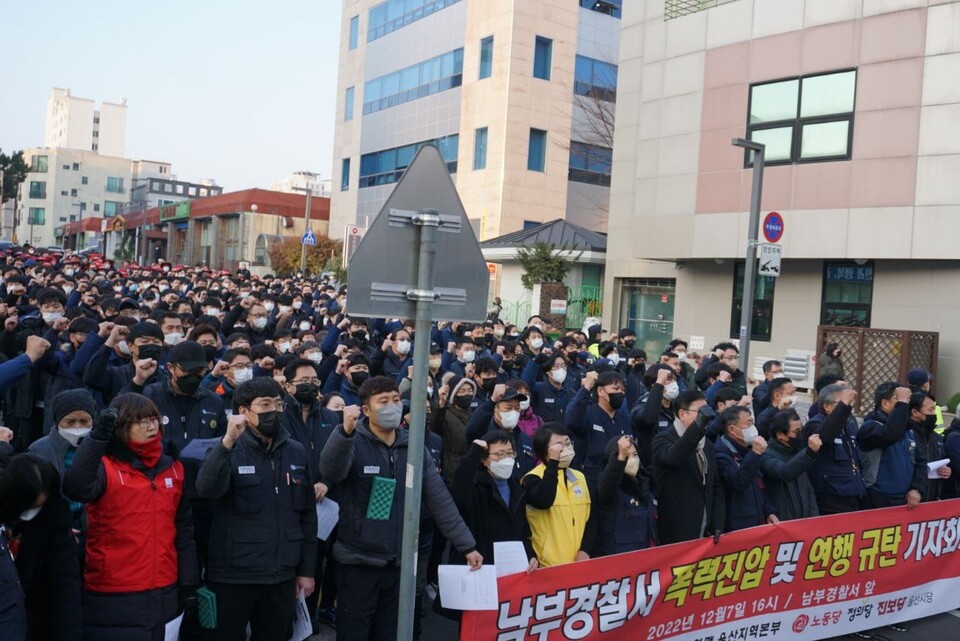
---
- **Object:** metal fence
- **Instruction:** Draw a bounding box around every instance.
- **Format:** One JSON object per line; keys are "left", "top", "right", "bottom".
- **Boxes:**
{"left": 566, "top": 285, "right": 603, "bottom": 331}
{"left": 664, "top": 0, "right": 741, "bottom": 20}
{"left": 815, "top": 326, "right": 939, "bottom": 415}
{"left": 498, "top": 299, "right": 533, "bottom": 328}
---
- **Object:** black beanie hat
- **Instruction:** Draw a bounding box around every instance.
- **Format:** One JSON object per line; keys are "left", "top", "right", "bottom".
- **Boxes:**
{"left": 52, "top": 389, "right": 97, "bottom": 428}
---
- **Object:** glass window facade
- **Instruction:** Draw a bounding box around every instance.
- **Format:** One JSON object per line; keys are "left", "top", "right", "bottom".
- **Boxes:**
{"left": 821, "top": 262, "right": 874, "bottom": 327}
{"left": 363, "top": 48, "right": 463, "bottom": 115}
{"left": 574, "top": 55, "right": 618, "bottom": 102}
{"left": 528, "top": 129, "right": 547, "bottom": 172}
{"left": 479, "top": 36, "right": 493, "bottom": 79}
{"left": 28, "top": 207, "right": 45, "bottom": 225}
{"left": 104, "top": 201, "right": 121, "bottom": 217}
{"left": 568, "top": 141, "right": 612, "bottom": 186}
{"left": 106, "top": 176, "right": 124, "bottom": 193}
{"left": 359, "top": 135, "right": 459, "bottom": 188}
{"left": 30, "top": 155, "right": 48, "bottom": 173}
{"left": 731, "top": 262, "right": 776, "bottom": 342}
{"left": 533, "top": 36, "right": 552, "bottom": 80}
{"left": 341, "top": 158, "right": 351, "bottom": 191}
{"left": 345, "top": 86, "right": 355, "bottom": 121}
{"left": 368, "top": 0, "right": 462, "bottom": 42}
{"left": 28, "top": 181, "right": 46, "bottom": 199}
{"left": 579, "top": 0, "right": 622, "bottom": 18}
{"left": 474, "top": 127, "right": 488, "bottom": 170}
{"left": 349, "top": 15, "right": 359, "bottom": 50}
{"left": 746, "top": 69, "right": 856, "bottom": 166}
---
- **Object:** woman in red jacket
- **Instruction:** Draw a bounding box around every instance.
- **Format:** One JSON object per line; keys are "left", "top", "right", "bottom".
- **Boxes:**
{"left": 64, "top": 393, "right": 199, "bottom": 641}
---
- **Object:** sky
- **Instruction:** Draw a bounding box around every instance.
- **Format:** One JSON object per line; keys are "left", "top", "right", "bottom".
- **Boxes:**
{"left": 0, "top": 0, "right": 342, "bottom": 191}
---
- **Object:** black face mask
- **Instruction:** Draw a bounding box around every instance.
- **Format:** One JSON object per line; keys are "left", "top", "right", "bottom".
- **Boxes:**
{"left": 788, "top": 436, "right": 804, "bottom": 450}
{"left": 502, "top": 360, "right": 514, "bottom": 371}
{"left": 137, "top": 344, "right": 163, "bottom": 362}
{"left": 203, "top": 345, "right": 219, "bottom": 362}
{"left": 480, "top": 378, "right": 497, "bottom": 394}
{"left": 454, "top": 395, "right": 474, "bottom": 410}
{"left": 255, "top": 410, "right": 283, "bottom": 438}
{"left": 294, "top": 383, "right": 319, "bottom": 405}
{"left": 923, "top": 414, "right": 937, "bottom": 430}
{"left": 350, "top": 371, "right": 370, "bottom": 388}
{"left": 177, "top": 373, "right": 202, "bottom": 395}
{"left": 351, "top": 330, "right": 368, "bottom": 343}
{"left": 606, "top": 392, "right": 625, "bottom": 410}
{"left": 624, "top": 339, "right": 636, "bottom": 349}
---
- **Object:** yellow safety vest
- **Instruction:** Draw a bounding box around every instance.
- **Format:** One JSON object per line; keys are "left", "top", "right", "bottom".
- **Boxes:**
{"left": 524, "top": 463, "right": 592, "bottom": 568}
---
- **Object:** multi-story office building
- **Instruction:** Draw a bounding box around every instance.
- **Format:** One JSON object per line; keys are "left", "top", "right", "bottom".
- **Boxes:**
{"left": 270, "top": 171, "right": 332, "bottom": 197}
{"left": 605, "top": 0, "right": 960, "bottom": 393}
{"left": 331, "top": 0, "right": 623, "bottom": 240}
{"left": 44, "top": 88, "right": 127, "bottom": 157}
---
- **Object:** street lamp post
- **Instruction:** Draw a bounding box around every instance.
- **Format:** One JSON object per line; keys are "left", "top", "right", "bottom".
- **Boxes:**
{"left": 291, "top": 185, "right": 315, "bottom": 274}
{"left": 730, "top": 138, "right": 766, "bottom": 378}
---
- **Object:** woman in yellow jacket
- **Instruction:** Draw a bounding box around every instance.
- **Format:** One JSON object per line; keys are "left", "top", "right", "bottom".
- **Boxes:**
{"left": 521, "top": 423, "right": 598, "bottom": 567}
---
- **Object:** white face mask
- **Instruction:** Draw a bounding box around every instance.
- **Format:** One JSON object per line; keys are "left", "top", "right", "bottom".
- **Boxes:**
{"left": 63, "top": 286, "right": 74, "bottom": 296}
{"left": 396, "top": 339, "right": 412, "bottom": 355}
{"left": 664, "top": 382, "right": 680, "bottom": 400}
{"left": 251, "top": 317, "right": 268, "bottom": 330}
{"left": 263, "top": 302, "right": 275, "bottom": 312}
{"left": 43, "top": 311, "right": 63, "bottom": 325}
{"left": 499, "top": 410, "right": 520, "bottom": 430}
{"left": 233, "top": 367, "right": 253, "bottom": 383}
{"left": 159, "top": 285, "right": 169, "bottom": 292}
{"left": 559, "top": 445, "right": 575, "bottom": 469}
{"left": 306, "top": 352, "right": 323, "bottom": 364}
{"left": 489, "top": 457, "right": 515, "bottom": 480}
{"left": 625, "top": 455, "right": 641, "bottom": 478}
{"left": 741, "top": 426, "right": 759, "bottom": 445}
{"left": 279, "top": 305, "right": 290, "bottom": 314}
{"left": 550, "top": 368, "right": 568, "bottom": 385}
{"left": 206, "top": 308, "right": 221, "bottom": 316}
{"left": 293, "top": 301, "right": 303, "bottom": 310}
{"left": 530, "top": 337, "right": 544, "bottom": 350}
{"left": 519, "top": 399, "right": 530, "bottom": 412}
{"left": 677, "top": 351, "right": 688, "bottom": 363}
{"left": 278, "top": 342, "right": 291, "bottom": 354}
{"left": 607, "top": 352, "right": 620, "bottom": 366}
{"left": 784, "top": 395, "right": 798, "bottom": 407}
{"left": 460, "top": 350, "right": 476, "bottom": 363}
{"left": 20, "top": 507, "right": 42, "bottom": 522}
{"left": 164, "top": 332, "right": 183, "bottom": 346}
{"left": 59, "top": 426, "right": 91, "bottom": 447}
{"left": 118, "top": 340, "right": 132, "bottom": 356}
{"left": 299, "top": 321, "right": 312, "bottom": 331}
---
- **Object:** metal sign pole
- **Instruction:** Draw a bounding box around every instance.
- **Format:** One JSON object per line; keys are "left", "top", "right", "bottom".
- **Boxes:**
{"left": 396, "top": 209, "right": 440, "bottom": 641}
{"left": 731, "top": 138, "right": 765, "bottom": 376}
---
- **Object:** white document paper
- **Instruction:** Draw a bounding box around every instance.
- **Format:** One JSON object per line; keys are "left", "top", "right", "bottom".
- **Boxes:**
{"left": 289, "top": 590, "right": 312, "bottom": 641}
{"left": 927, "top": 458, "right": 950, "bottom": 479}
{"left": 438, "top": 565, "right": 499, "bottom": 611}
{"left": 315, "top": 498, "right": 340, "bottom": 540}
{"left": 180, "top": 437, "right": 222, "bottom": 461}
{"left": 165, "top": 612, "right": 183, "bottom": 641}
{"left": 493, "top": 541, "right": 529, "bottom": 577}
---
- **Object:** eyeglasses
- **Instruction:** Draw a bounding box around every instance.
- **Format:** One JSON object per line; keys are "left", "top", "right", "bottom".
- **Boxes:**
{"left": 248, "top": 313, "right": 267, "bottom": 319}
{"left": 251, "top": 400, "right": 285, "bottom": 412}
{"left": 228, "top": 362, "right": 252, "bottom": 370}
{"left": 488, "top": 450, "right": 516, "bottom": 460}
{"left": 291, "top": 378, "right": 320, "bottom": 386}
{"left": 131, "top": 417, "right": 160, "bottom": 430}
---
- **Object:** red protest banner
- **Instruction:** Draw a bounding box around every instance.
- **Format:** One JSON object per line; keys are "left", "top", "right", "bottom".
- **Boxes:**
{"left": 462, "top": 500, "right": 960, "bottom": 641}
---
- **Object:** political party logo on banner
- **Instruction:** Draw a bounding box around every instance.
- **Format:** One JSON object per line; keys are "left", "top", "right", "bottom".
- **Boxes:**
{"left": 461, "top": 501, "right": 960, "bottom": 641}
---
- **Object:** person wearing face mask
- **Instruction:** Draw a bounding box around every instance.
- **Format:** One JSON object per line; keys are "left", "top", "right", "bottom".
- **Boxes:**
{"left": 695, "top": 343, "right": 746, "bottom": 396}
{"left": 667, "top": 338, "right": 699, "bottom": 392}
{"left": 615, "top": 328, "right": 637, "bottom": 359}
{"left": 857, "top": 383, "right": 927, "bottom": 509}
{"left": 518, "top": 327, "right": 545, "bottom": 368}
{"left": 319, "top": 376, "right": 482, "bottom": 640}
{"left": 370, "top": 330, "right": 413, "bottom": 380}
{"left": 909, "top": 392, "right": 952, "bottom": 502}
{"left": 441, "top": 336, "right": 478, "bottom": 378}
{"left": 651, "top": 391, "right": 724, "bottom": 544}
{"left": 715, "top": 407, "right": 779, "bottom": 532}
{"left": 432, "top": 375, "right": 478, "bottom": 486}
{"left": 197, "top": 378, "right": 318, "bottom": 641}
{"left": 760, "top": 410, "right": 821, "bottom": 521}
{"left": 466, "top": 385, "right": 537, "bottom": 479}
{"left": 754, "top": 377, "right": 797, "bottom": 439}
{"left": 0, "top": 453, "right": 82, "bottom": 641}
{"left": 64, "top": 394, "right": 200, "bottom": 641}
{"left": 451, "top": 432, "right": 537, "bottom": 576}
{"left": 522, "top": 423, "right": 596, "bottom": 566}
{"left": 565, "top": 370, "right": 632, "bottom": 486}
{"left": 210, "top": 337, "right": 250, "bottom": 383}
{"left": 511, "top": 381, "right": 543, "bottom": 440}
{"left": 751, "top": 360, "right": 784, "bottom": 416}
{"left": 322, "top": 353, "right": 371, "bottom": 406}
{"left": 221, "top": 296, "right": 275, "bottom": 346}
{"left": 473, "top": 358, "right": 500, "bottom": 405}
{"left": 28, "top": 389, "right": 97, "bottom": 528}
{"left": 595, "top": 435, "right": 658, "bottom": 556}
{"left": 631, "top": 365, "right": 680, "bottom": 470}
{"left": 522, "top": 353, "right": 575, "bottom": 424}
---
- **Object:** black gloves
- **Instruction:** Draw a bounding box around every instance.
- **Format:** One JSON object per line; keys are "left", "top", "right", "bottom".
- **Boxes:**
{"left": 696, "top": 405, "right": 716, "bottom": 425}
{"left": 91, "top": 408, "right": 119, "bottom": 441}
{"left": 533, "top": 352, "right": 552, "bottom": 368}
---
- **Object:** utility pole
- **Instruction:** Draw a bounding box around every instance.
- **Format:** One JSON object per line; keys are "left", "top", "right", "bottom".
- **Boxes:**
{"left": 730, "top": 138, "right": 766, "bottom": 375}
